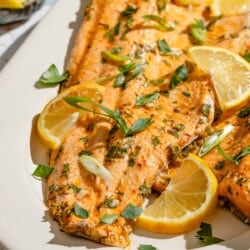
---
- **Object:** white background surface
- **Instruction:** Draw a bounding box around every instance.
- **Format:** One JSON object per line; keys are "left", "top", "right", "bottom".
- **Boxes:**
{"left": 0, "top": 0, "right": 249, "bottom": 249}
{"left": 0, "top": 0, "right": 56, "bottom": 70}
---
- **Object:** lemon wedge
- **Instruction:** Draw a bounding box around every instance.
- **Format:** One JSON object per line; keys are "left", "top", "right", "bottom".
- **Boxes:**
{"left": 188, "top": 46, "right": 250, "bottom": 110}
{"left": 0, "top": 0, "right": 25, "bottom": 9}
{"left": 210, "top": 0, "right": 250, "bottom": 16}
{"left": 37, "top": 83, "right": 105, "bottom": 149}
{"left": 136, "top": 154, "right": 218, "bottom": 234}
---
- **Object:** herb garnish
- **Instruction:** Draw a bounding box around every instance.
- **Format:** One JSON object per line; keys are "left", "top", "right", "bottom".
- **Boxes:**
{"left": 242, "top": 51, "right": 250, "bottom": 62}
{"left": 217, "top": 145, "right": 250, "bottom": 166}
{"left": 237, "top": 105, "right": 250, "bottom": 118}
{"left": 114, "top": 62, "right": 145, "bottom": 88}
{"left": 36, "top": 64, "right": 69, "bottom": 87}
{"left": 196, "top": 222, "right": 224, "bottom": 245}
{"left": 169, "top": 64, "right": 188, "bottom": 89}
{"left": 74, "top": 201, "right": 89, "bottom": 218}
{"left": 190, "top": 19, "right": 206, "bottom": 43}
{"left": 206, "top": 15, "right": 222, "bottom": 30}
{"left": 32, "top": 164, "right": 53, "bottom": 178}
{"left": 79, "top": 155, "right": 113, "bottom": 181}
{"left": 199, "top": 124, "right": 234, "bottom": 157}
{"left": 157, "top": 39, "right": 171, "bottom": 54}
{"left": 135, "top": 91, "right": 160, "bottom": 106}
{"left": 202, "top": 104, "right": 211, "bottom": 117}
{"left": 121, "top": 5, "right": 138, "bottom": 16}
{"left": 101, "top": 50, "right": 129, "bottom": 63}
{"left": 142, "top": 14, "right": 174, "bottom": 31}
{"left": 120, "top": 5, "right": 138, "bottom": 39}
{"left": 138, "top": 244, "right": 157, "bottom": 250}
{"left": 70, "top": 184, "right": 81, "bottom": 193}
{"left": 156, "top": 0, "right": 167, "bottom": 12}
{"left": 121, "top": 204, "right": 143, "bottom": 220}
{"left": 100, "top": 213, "right": 119, "bottom": 224}
{"left": 64, "top": 96, "right": 152, "bottom": 136}
{"left": 139, "top": 182, "right": 152, "bottom": 197}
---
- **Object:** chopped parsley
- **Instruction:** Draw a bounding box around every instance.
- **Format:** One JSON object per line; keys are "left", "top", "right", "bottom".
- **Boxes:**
{"left": 121, "top": 204, "right": 143, "bottom": 220}
{"left": 70, "top": 184, "right": 81, "bottom": 193}
{"left": 135, "top": 91, "right": 160, "bottom": 106}
{"left": 36, "top": 64, "right": 69, "bottom": 87}
{"left": 196, "top": 222, "right": 224, "bottom": 245}
{"left": 32, "top": 164, "right": 53, "bottom": 178}
{"left": 202, "top": 104, "right": 211, "bottom": 117}
{"left": 237, "top": 105, "right": 250, "bottom": 118}
{"left": 100, "top": 213, "right": 119, "bottom": 224}
{"left": 152, "top": 135, "right": 160, "bottom": 146}
{"left": 139, "top": 182, "right": 152, "bottom": 197}
{"left": 157, "top": 38, "right": 171, "bottom": 54}
{"left": 121, "top": 5, "right": 138, "bottom": 16}
{"left": 169, "top": 64, "right": 188, "bottom": 89}
{"left": 242, "top": 51, "right": 250, "bottom": 62}
{"left": 138, "top": 244, "right": 157, "bottom": 250}
{"left": 74, "top": 201, "right": 89, "bottom": 218}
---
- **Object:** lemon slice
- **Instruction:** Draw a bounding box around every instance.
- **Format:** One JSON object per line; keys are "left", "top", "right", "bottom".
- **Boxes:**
{"left": 136, "top": 154, "right": 218, "bottom": 234}
{"left": 0, "top": 0, "right": 25, "bottom": 9}
{"left": 174, "top": 0, "right": 211, "bottom": 6}
{"left": 37, "top": 83, "right": 105, "bottom": 149}
{"left": 210, "top": 0, "right": 250, "bottom": 16}
{"left": 188, "top": 46, "right": 250, "bottom": 110}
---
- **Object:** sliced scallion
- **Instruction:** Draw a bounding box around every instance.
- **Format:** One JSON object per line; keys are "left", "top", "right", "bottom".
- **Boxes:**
{"left": 198, "top": 124, "right": 234, "bottom": 157}
{"left": 79, "top": 155, "right": 113, "bottom": 181}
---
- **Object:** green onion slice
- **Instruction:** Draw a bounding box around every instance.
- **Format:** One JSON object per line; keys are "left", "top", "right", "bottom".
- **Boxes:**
{"left": 79, "top": 155, "right": 113, "bottom": 181}
{"left": 198, "top": 124, "right": 234, "bottom": 157}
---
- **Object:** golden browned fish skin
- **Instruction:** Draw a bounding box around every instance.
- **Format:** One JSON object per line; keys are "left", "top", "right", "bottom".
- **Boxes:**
{"left": 45, "top": 0, "right": 250, "bottom": 247}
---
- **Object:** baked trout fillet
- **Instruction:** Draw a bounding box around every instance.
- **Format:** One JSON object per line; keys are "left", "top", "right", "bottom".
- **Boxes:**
{"left": 45, "top": 0, "right": 250, "bottom": 248}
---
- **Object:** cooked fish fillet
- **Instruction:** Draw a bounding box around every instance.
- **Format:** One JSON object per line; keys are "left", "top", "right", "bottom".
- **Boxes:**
{"left": 202, "top": 107, "right": 250, "bottom": 221}
{"left": 45, "top": 0, "right": 250, "bottom": 248}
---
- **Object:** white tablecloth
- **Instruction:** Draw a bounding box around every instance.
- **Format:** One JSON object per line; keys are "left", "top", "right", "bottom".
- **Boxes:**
{"left": 0, "top": 0, "right": 56, "bottom": 71}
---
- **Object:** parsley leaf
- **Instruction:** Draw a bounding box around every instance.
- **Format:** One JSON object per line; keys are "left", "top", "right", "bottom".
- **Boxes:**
{"left": 114, "top": 62, "right": 145, "bottom": 88}
{"left": 196, "top": 222, "right": 224, "bottom": 245}
{"left": 121, "top": 204, "right": 143, "bottom": 220}
{"left": 32, "top": 164, "right": 53, "bottom": 178}
{"left": 74, "top": 201, "right": 89, "bottom": 218}
{"left": 157, "top": 39, "right": 171, "bottom": 54}
{"left": 36, "top": 64, "right": 69, "bottom": 87}
{"left": 237, "top": 105, "right": 250, "bottom": 118}
{"left": 242, "top": 51, "right": 250, "bottom": 62}
{"left": 138, "top": 244, "right": 157, "bottom": 250}
{"left": 126, "top": 118, "right": 153, "bottom": 136}
{"left": 169, "top": 64, "right": 188, "bottom": 89}
{"left": 135, "top": 91, "right": 160, "bottom": 106}
{"left": 100, "top": 213, "right": 119, "bottom": 224}
{"left": 121, "top": 5, "right": 138, "bottom": 16}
